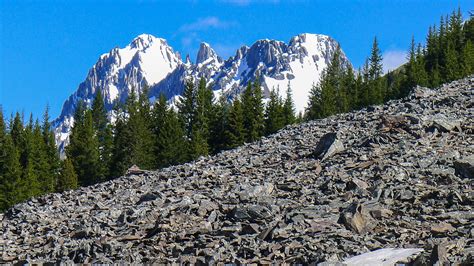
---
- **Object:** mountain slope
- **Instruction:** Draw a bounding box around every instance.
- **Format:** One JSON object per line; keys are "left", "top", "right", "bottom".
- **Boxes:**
{"left": 53, "top": 33, "right": 348, "bottom": 153}
{"left": 53, "top": 34, "right": 182, "bottom": 152}
{"left": 3, "top": 77, "right": 473, "bottom": 264}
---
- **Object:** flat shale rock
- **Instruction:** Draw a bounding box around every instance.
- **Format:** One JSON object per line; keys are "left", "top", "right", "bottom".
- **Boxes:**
{"left": 1, "top": 77, "right": 473, "bottom": 264}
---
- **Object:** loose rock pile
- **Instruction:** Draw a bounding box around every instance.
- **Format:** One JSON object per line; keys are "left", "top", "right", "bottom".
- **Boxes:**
{"left": 1, "top": 78, "right": 473, "bottom": 264}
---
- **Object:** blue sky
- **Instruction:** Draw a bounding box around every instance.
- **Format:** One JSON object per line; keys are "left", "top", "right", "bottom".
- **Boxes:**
{"left": 1, "top": 0, "right": 472, "bottom": 120}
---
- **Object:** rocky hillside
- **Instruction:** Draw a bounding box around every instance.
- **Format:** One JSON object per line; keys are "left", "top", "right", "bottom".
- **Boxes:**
{"left": 2, "top": 78, "right": 473, "bottom": 264}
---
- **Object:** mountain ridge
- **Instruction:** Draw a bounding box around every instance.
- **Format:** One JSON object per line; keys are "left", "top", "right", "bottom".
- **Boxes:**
{"left": 53, "top": 33, "right": 348, "bottom": 153}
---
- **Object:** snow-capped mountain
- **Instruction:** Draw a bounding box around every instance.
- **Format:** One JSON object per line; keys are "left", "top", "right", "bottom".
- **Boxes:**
{"left": 53, "top": 33, "right": 349, "bottom": 153}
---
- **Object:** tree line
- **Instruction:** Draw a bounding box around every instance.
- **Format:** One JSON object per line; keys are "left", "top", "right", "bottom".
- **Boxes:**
{"left": 66, "top": 77, "right": 298, "bottom": 187}
{"left": 306, "top": 8, "right": 474, "bottom": 120}
{"left": 1, "top": 8, "right": 473, "bottom": 212}
{"left": 0, "top": 107, "right": 77, "bottom": 211}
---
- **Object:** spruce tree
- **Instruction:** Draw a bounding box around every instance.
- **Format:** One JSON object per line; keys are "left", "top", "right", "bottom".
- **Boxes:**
{"left": 461, "top": 40, "right": 474, "bottom": 76}
{"left": 110, "top": 110, "right": 132, "bottom": 178}
{"left": 368, "top": 37, "right": 384, "bottom": 104}
{"left": 0, "top": 134, "right": 22, "bottom": 211}
{"left": 10, "top": 112, "right": 24, "bottom": 149}
{"left": 209, "top": 95, "right": 230, "bottom": 153}
{"left": 156, "top": 103, "right": 187, "bottom": 167}
{"left": 67, "top": 104, "right": 100, "bottom": 186}
{"left": 282, "top": 83, "right": 296, "bottom": 125}
{"left": 0, "top": 109, "right": 22, "bottom": 211}
{"left": 415, "top": 44, "right": 429, "bottom": 87}
{"left": 42, "top": 105, "right": 60, "bottom": 191}
{"left": 133, "top": 85, "right": 156, "bottom": 168}
{"left": 91, "top": 88, "right": 113, "bottom": 180}
{"left": 191, "top": 78, "right": 213, "bottom": 158}
{"left": 178, "top": 80, "right": 196, "bottom": 141}
{"left": 32, "top": 120, "right": 52, "bottom": 193}
{"left": 57, "top": 158, "right": 78, "bottom": 192}
{"left": 264, "top": 88, "right": 285, "bottom": 135}
{"left": 224, "top": 98, "right": 244, "bottom": 149}
{"left": 241, "top": 80, "right": 265, "bottom": 142}
{"left": 444, "top": 40, "right": 460, "bottom": 81}
{"left": 305, "top": 84, "right": 323, "bottom": 120}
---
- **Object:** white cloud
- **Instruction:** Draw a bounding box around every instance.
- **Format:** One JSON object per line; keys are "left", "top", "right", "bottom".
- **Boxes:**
{"left": 382, "top": 50, "right": 407, "bottom": 73}
{"left": 179, "top": 17, "right": 234, "bottom": 32}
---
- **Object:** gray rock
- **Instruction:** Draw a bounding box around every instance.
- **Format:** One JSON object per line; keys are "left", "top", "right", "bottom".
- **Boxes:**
{"left": 454, "top": 155, "right": 474, "bottom": 179}
{"left": 312, "top": 132, "right": 344, "bottom": 160}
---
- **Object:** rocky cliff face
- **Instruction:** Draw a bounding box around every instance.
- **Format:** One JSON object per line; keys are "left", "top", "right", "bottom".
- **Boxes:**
{"left": 3, "top": 77, "right": 473, "bottom": 264}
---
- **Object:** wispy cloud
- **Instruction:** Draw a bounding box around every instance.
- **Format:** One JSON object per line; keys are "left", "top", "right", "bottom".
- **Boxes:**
{"left": 179, "top": 17, "right": 235, "bottom": 32}
{"left": 213, "top": 43, "right": 242, "bottom": 59}
{"left": 382, "top": 49, "right": 407, "bottom": 73}
{"left": 175, "top": 17, "right": 239, "bottom": 62}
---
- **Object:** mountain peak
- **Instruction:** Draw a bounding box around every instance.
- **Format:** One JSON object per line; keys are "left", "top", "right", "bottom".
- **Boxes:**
{"left": 196, "top": 42, "right": 222, "bottom": 65}
{"left": 130, "top": 34, "right": 166, "bottom": 50}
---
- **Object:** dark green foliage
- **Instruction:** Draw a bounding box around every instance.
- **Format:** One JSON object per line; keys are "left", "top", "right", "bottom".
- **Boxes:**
{"left": 110, "top": 87, "right": 156, "bottom": 176}
{"left": 305, "top": 45, "right": 347, "bottom": 120}
{"left": 283, "top": 84, "right": 296, "bottom": 125}
{"left": 154, "top": 95, "right": 187, "bottom": 167}
{"left": 57, "top": 158, "right": 78, "bottom": 192}
{"left": 224, "top": 98, "right": 245, "bottom": 149}
{"left": 92, "top": 89, "right": 113, "bottom": 180}
{"left": 0, "top": 110, "right": 22, "bottom": 211}
{"left": 242, "top": 80, "right": 265, "bottom": 142}
{"left": 110, "top": 110, "right": 132, "bottom": 177}
{"left": 67, "top": 108, "right": 100, "bottom": 186}
{"left": 190, "top": 78, "right": 213, "bottom": 158}
{"left": 209, "top": 95, "right": 231, "bottom": 153}
{"left": 42, "top": 106, "right": 60, "bottom": 192}
{"left": 0, "top": 133, "right": 22, "bottom": 211}
{"left": 264, "top": 88, "right": 285, "bottom": 135}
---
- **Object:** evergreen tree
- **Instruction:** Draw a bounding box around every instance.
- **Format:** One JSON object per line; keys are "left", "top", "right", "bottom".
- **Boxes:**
{"left": 461, "top": 40, "right": 474, "bottom": 76}
{"left": 415, "top": 43, "right": 429, "bottom": 87}
{"left": 67, "top": 104, "right": 100, "bottom": 186}
{"left": 264, "top": 88, "right": 285, "bottom": 135}
{"left": 110, "top": 109, "right": 131, "bottom": 177}
{"left": 178, "top": 80, "right": 196, "bottom": 141}
{"left": 57, "top": 158, "right": 78, "bottom": 192}
{"left": 305, "top": 84, "right": 323, "bottom": 120}
{"left": 224, "top": 98, "right": 244, "bottom": 149}
{"left": 16, "top": 115, "right": 41, "bottom": 200}
{"left": 133, "top": 85, "right": 156, "bottom": 168}
{"left": 405, "top": 36, "right": 418, "bottom": 91}
{"left": 282, "top": 83, "right": 296, "bottom": 125}
{"left": 155, "top": 101, "right": 187, "bottom": 167}
{"left": 360, "top": 59, "right": 370, "bottom": 106}
{"left": 0, "top": 134, "right": 22, "bottom": 211}
{"left": 241, "top": 80, "right": 265, "bottom": 142}
{"left": 91, "top": 88, "right": 113, "bottom": 180}
{"left": 368, "top": 37, "right": 384, "bottom": 104}
{"left": 252, "top": 80, "right": 265, "bottom": 138}
{"left": 209, "top": 95, "right": 230, "bottom": 154}
{"left": 10, "top": 112, "right": 24, "bottom": 149}
{"left": 190, "top": 78, "right": 213, "bottom": 158}
{"left": 445, "top": 39, "right": 460, "bottom": 81}
{"left": 31, "top": 120, "right": 52, "bottom": 193}
{"left": 42, "top": 105, "right": 60, "bottom": 191}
